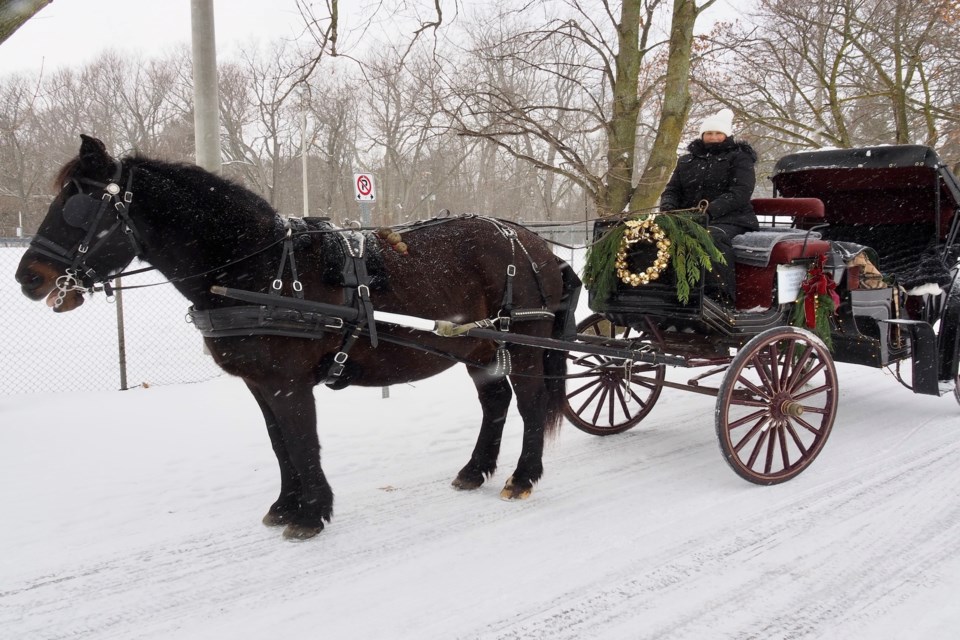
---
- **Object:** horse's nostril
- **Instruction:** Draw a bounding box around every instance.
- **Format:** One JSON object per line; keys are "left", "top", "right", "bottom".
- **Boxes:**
{"left": 18, "top": 271, "right": 40, "bottom": 290}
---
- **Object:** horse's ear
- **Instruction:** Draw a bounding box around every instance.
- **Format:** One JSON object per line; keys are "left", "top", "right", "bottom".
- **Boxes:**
{"left": 78, "top": 134, "right": 114, "bottom": 176}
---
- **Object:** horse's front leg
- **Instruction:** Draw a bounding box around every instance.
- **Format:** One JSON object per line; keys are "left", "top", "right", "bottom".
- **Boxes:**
{"left": 245, "top": 382, "right": 301, "bottom": 526}
{"left": 250, "top": 381, "right": 333, "bottom": 540}
{"left": 452, "top": 370, "right": 513, "bottom": 491}
{"left": 501, "top": 348, "right": 559, "bottom": 500}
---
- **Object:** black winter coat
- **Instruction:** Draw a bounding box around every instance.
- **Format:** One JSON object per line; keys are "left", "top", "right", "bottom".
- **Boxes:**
{"left": 659, "top": 137, "right": 759, "bottom": 232}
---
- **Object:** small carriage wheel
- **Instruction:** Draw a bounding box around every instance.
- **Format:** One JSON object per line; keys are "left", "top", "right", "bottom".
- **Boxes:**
{"left": 716, "top": 326, "right": 838, "bottom": 484}
{"left": 563, "top": 313, "right": 666, "bottom": 435}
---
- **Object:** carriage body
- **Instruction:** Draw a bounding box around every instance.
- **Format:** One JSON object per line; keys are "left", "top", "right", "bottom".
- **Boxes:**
{"left": 567, "top": 145, "right": 960, "bottom": 484}
{"left": 771, "top": 145, "right": 960, "bottom": 390}
{"left": 587, "top": 145, "right": 960, "bottom": 385}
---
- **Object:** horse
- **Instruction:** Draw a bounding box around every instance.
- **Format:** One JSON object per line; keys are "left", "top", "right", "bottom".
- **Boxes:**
{"left": 15, "top": 135, "right": 579, "bottom": 539}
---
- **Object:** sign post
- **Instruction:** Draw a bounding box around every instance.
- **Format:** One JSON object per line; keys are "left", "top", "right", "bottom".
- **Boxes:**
{"left": 353, "top": 173, "right": 376, "bottom": 228}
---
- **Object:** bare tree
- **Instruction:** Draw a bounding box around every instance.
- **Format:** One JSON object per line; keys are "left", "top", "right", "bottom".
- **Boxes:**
{"left": 706, "top": 0, "right": 960, "bottom": 162}
{"left": 435, "top": 0, "right": 714, "bottom": 216}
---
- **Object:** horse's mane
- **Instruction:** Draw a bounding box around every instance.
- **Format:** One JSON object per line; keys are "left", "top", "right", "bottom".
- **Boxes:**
{"left": 53, "top": 158, "right": 81, "bottom": 194}
{"left": 127, "top": 153, "right": 278, "bottom": 215}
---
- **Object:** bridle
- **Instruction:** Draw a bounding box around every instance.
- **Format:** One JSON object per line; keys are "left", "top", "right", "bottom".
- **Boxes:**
{"left": 29, "top": 160, "right": 145, "bottom": 304}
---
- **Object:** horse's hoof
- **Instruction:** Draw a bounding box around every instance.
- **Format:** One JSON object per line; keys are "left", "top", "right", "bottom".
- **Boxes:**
{"left": 282, "top": 523, "right": 323, "bottom": 540}
{"left": 262, "top": 511, "right": 290, "bottom": 527}
{"left": 499, "top": 476, "right": 532, "bottom": 500}
{"left": 451, "top": 475, "right": 483, "bottom": 491}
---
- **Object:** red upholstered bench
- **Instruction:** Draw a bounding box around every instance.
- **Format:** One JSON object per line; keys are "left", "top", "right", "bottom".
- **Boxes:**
{"left": 733, "top": 198, "right": 830, "bottom": 310}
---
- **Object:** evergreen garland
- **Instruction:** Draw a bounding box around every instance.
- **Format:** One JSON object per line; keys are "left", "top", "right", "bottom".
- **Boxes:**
{"left": 789, "top": 254, "right": 839, "bottom": 351}
{"left": 583, "top": 213, "right": 726, "bottom": 306}
{"left": 791, "top": 292, "right": 836, "bottom": 351}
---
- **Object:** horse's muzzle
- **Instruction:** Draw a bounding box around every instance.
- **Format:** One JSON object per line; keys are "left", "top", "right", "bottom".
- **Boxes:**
{"left": 16, "top": 258, "right": 60, "bottom": 301}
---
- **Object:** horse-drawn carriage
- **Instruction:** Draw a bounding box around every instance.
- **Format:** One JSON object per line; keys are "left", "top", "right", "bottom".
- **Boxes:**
{"left": 15, "top": 137, "right": 960, "bottom": 538}
{"left": 565, "top": 144, "right": 960, "bottom": 483}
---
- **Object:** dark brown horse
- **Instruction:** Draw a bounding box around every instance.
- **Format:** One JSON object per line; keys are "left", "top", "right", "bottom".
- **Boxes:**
{"left": 15, "top": 135, "right": 578, "bottom": 539}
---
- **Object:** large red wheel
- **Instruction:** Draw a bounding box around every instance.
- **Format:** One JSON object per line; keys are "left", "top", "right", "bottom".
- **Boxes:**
{"left": 563, "top": 313, "right": 665, "bottom": 435}
{"left": 716, "top": 326, "right": 838, "bottom": 484}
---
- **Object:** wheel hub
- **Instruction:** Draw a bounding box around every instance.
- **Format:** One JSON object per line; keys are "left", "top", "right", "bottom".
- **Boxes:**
{"left": 779, "top": 398, "right": 804, "bottom": 418}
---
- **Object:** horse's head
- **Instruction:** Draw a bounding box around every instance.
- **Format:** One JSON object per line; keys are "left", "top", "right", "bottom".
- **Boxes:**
{"left": 15, "top": 135, "right": 144, "bottom": 312}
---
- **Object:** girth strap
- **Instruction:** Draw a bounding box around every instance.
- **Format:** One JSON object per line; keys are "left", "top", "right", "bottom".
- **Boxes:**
{"left": 325, "top": 229, "right": 379, "bottom": 383}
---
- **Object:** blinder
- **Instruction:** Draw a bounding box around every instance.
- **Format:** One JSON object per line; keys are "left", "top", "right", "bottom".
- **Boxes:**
{"left": 62, "top": 191, "right": 102, "bottom": 230}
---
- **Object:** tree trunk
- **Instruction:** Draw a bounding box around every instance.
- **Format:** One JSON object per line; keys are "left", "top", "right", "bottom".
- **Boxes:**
{"left": 597, "top": 0, "right": 643, "bottom": 216}
{"left": 0, "top": 0, "right": 52, "bottom": 46}
{"left": 630, "top": 0, "right": 702, "bottom": 212}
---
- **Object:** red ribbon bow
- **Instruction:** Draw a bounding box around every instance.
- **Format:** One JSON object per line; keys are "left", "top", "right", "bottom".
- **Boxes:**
{"left": 800, "top": 254, "right": 840, "bottom": 328}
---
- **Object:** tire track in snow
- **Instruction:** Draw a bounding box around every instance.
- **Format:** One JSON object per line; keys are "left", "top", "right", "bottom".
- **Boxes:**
{"left": 472, "top": 432, "right": 960, "bottom": 640}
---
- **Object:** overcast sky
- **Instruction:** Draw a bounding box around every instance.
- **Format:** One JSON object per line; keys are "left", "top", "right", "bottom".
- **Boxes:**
{"left": 0, "top": 0, "right": 308, "bottom": 74}
{"left": 0, "top": 0, "right": 749, "bottom": 76}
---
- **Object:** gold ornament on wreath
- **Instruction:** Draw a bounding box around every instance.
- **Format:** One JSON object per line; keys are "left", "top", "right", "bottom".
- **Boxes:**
{"left": 615, "top": 216, "right": 672, "bottom": 286}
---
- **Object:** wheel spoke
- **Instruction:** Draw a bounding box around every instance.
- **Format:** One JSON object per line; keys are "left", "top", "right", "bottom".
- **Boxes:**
{"left": 567, "top": 377, "right": 602, "bottom": 400}
{"left": 752, "top": 344, "right": 777, "bottom": 391}
{"left": 768, "top": 343, "right": 782, "bottom": 393}
{"left": 728, "top": 408, "right": 770, "bottom": 430}
{"left": 576, "top": 381, "right": 606, "bottom": 415}
{"left": 764, "top": 423, "right": 778, "bottom": 473}
{"left": 734, "top": 415, "right": 771, "bottom": 453}
{"left": 736, "top": 372, "right": 770, "bottom": 400}
{"left": 784, "top": 421, "right": 809, "bottom": 456}
{"left": 746, "top": 425, "right": 771, "bottom": 468}
{"left": 788, "top": 360, "right": 827, "bottom": 392}
{"left": 791, "top": 413, "right": 822, "bottom": 436}
{"left": 785, "top": 345, "right": 814, "bottom": 390}
{"left": 625, "top": 382, "right": 650, "bottom": 409}
{"left": 792, "top": 384, "right": 831, "bottom": 402}
{"left": 778, "top": 424, "right": 790, "bottom": 470}
{"left": 591, "top": 383, "right": 611, "bottom": 425}
{"left": 780, "top": 340, "right": 797, "bottom": 390}
{"left": 613, "top": 382, "right": 637, "bottom": 418}
{"left": 606, "top": 379, "right": 616, "bottom": 424}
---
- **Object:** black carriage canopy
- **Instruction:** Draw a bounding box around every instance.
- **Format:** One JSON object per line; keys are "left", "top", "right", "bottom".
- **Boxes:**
{"left": 771, "top": 145, "right": 960, "bottom": 290}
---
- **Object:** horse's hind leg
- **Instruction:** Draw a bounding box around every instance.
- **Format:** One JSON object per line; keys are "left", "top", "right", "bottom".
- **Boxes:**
{"left": 247, "top": 381, "right": 333, "bottom": 539}
{"left": 245, "top": 382, "right": 301, "bottom": 526}
{"left": 452, "top": 369, "right": 513, "bottom": 491}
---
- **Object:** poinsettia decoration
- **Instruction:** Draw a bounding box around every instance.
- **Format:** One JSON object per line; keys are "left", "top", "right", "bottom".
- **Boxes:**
{"left": 791, "top": 254, "right": 839, "bottom": 350}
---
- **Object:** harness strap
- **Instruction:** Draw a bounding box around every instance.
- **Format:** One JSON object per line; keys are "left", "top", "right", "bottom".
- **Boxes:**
{"left": 271, "top": 218, "right": 304, "bottom": 299}
{"left": 474, "top": 217, "right": 550, "bottom": 331}
{"left": 324, "top": 229, "right": 379, "bottom": 383}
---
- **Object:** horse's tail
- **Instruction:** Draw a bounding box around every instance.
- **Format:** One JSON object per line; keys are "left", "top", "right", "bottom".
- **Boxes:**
{"left": 544, "top": 258, "right": 582, "bottom": 437}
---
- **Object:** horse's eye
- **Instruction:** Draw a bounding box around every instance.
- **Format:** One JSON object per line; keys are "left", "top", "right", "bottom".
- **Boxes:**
{"left": 62, "top": 194, "right": 99, "bottom": 229}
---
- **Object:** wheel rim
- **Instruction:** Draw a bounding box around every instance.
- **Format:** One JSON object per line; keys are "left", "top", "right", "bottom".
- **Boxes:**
{"left": 563, "top": 315, "right": 665, "bottom": 435}
{"left": 716, "top": 327, "right": 838, "bottom": 484}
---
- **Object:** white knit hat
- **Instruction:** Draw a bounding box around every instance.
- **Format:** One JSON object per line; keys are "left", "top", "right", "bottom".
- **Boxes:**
{"left": 698, "top": 108, "right": 734, "bottom": 137}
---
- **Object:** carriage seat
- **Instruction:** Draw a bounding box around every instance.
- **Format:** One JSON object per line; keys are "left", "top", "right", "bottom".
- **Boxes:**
{"left": 733, "top": 198, "right": 830, "bottom": 310}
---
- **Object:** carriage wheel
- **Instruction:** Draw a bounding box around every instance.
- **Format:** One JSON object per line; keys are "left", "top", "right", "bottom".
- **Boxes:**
{"left": 563, "top": 313, "right": 666, "bottom": 435}
{"left": 953, "top": 370, "right": 960, "bottom": 407}
{"left": 716, "top": 326, "right": 838, "bottom": 484}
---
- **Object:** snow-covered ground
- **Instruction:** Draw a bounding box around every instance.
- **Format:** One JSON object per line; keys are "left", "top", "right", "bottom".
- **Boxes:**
{"left": 3, "top": 246, "right": 960, "bottom": 639}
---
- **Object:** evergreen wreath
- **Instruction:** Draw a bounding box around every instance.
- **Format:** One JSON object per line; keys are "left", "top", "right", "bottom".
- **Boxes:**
{"left": 583, "top": 212, "right": 725, "bottom": 306}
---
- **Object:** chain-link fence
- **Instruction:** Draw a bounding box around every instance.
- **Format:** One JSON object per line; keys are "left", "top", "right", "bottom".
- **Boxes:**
{"left": 1, "top": 242, "right": 223, "bottom": 396}
{"left": 1, "top": 223, "right": 591, "bottom": 397}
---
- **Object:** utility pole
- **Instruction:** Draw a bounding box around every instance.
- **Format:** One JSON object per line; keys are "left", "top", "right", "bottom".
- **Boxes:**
{"left": 190, "top": 0, "right": 221, "bottom": 173}
{"left": 301, "top": 94, "right": 310, "bottom": 216}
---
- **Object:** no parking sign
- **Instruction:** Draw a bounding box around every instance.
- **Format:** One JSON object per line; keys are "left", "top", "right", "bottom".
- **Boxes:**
{"left": 354, "top": 173, "right": 376, "bottom": 202}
